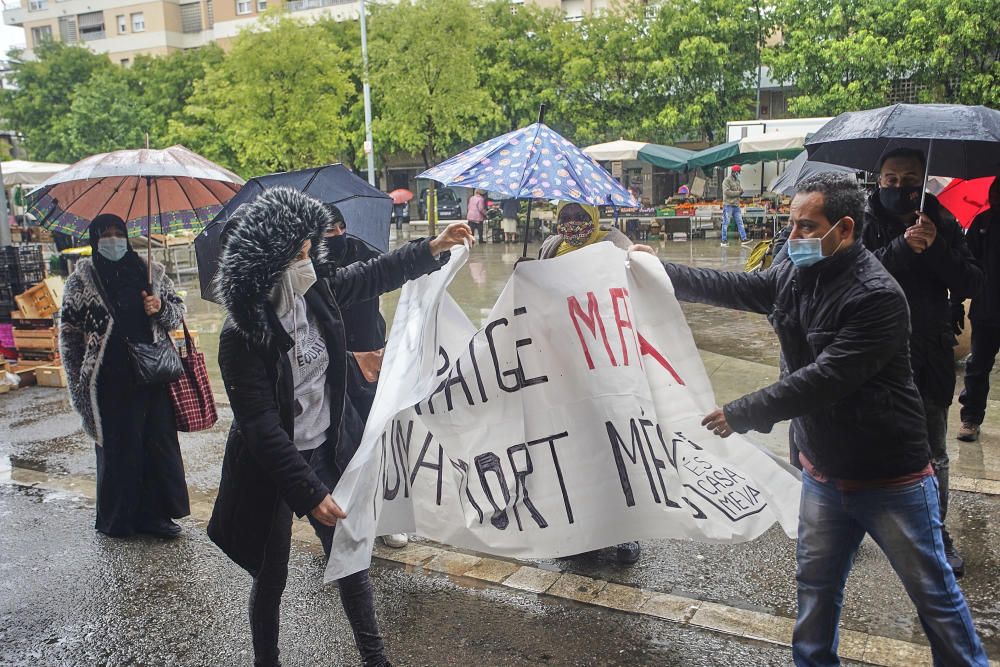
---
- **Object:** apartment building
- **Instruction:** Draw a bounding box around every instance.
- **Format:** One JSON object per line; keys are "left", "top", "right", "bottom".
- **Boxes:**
{"left": 2, "top": 0, "right": 363, "bottom": 64}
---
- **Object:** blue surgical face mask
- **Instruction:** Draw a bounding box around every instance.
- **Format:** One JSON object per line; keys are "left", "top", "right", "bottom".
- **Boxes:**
{"left": 97, "top": 237, "right": 128, "bottom": 262}
{"left": 787, "top": 219, "right": 843, "bottom": 268}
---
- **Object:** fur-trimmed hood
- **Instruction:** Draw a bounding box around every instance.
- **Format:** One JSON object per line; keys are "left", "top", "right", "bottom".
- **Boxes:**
{"left": 215, "top": 187, "right": 331, "bottom": 347}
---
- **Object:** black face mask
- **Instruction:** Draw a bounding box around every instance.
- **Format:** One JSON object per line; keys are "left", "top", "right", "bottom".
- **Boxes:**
{"left": 324, "top": 234, "right": 348, "bottom": 261}
{"left": 879, "top": 185, "right": 922, "bottom": 215}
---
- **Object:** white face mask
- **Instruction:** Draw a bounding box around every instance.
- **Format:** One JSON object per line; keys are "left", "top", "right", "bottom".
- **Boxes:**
{"left": 97, "top": 237, "right": 128, "bottom": 262}
{"left": 286, "top": 257, "right": 316, "bottom": 297}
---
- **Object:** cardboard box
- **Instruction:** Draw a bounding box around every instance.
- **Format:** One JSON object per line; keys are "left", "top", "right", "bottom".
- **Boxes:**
{"left": 35, "top": 364, "right": 67, "bottom": 388}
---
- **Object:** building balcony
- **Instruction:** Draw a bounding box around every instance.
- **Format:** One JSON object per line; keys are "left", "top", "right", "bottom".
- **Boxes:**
{"left": 3, "top": 4, "right": 28, "bottom": 28}
{"left": 286, "top": 0, "right": 354, "bottom": 11}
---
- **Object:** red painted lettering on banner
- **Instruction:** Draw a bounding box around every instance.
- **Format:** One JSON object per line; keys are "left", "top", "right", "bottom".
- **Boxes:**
{"left": 567, "top": 292, "right": 617, "bottom": 370}
{"left": 638, "top": 333, "right": 684, "bottom": 385}
{"left": 609, "top": 287, "right": 641, "bottom": 368}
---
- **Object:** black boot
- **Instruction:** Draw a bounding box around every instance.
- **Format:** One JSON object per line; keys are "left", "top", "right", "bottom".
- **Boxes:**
{"left": 942, "top": 528, "right": 965, "bottom": 579}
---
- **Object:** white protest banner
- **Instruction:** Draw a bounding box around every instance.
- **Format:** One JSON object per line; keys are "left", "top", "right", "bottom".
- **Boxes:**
{"left": 325, "top": 244, "right": 800, "bottom": 582}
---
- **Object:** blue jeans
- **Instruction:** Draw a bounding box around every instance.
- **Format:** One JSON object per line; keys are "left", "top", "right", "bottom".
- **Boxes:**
{"left": 721, "top": 204, "right": 746, "bottom": 242}
{"left": 793, "top": 471, "right": 986, "bottom": 666}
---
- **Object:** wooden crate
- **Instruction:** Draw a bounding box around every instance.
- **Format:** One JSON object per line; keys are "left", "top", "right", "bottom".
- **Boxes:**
{"left": 12, "top": 360, "right": 48, "bottom": 387}
{"left": 13, "top": 327, "right": 58, "bottom": 351}
{"left": 15, "top": 277, "right": 64, "bottom": 319}
{"left": 35, "top": 364, "right": 67, "bottom": 388}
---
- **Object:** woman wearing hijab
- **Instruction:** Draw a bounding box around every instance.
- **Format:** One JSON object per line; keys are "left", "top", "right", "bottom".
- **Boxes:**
{"left": 538, "top": 202, "right": 632, "bottom": 259}
{"left": 60, "top": 213, "right": 189, "bottom": 538}
{"left": 209, "top": 188, "right": 472, "bottom": 667}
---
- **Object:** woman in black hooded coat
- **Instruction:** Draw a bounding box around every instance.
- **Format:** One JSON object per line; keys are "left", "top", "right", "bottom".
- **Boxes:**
{"left": 59, "top": 213, "right": 189, "bottom": 538}
{"left": 208, "top": 188, "right": 471, "bottom": 667}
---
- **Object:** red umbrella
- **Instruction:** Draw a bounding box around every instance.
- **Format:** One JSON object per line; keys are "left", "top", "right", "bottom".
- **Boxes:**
{"left": 937, "top": 176, "right": 995, "bottom": 229}
{"left": 389, "top": 188, "right": 413, "bottom": 205}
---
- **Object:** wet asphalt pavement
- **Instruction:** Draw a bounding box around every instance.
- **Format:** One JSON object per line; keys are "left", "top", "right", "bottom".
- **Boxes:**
{"left": 2, "top": 236, "right": 999, "bottom": 665}
{"left": 0, "top": 484, "right": 800, "bottom": 666}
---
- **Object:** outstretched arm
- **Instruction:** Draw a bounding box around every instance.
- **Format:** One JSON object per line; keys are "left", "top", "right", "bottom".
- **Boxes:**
{"left": 331, "top": 222, "right": 473, "bottom": 307}
{"left": 664, "top": 261, "right": 777, "bottom": 315}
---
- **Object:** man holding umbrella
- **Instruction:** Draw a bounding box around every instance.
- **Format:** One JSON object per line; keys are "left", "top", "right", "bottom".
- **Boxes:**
{"left": 862, "top": 147, "right": 984, "bottom": 578}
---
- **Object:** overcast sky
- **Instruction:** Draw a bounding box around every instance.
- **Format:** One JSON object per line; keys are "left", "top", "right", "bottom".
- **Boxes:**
{"left": 1, "top": 23, "right": 26, "bottom": 59}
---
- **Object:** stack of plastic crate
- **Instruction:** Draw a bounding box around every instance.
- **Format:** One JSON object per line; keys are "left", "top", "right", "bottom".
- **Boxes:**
{"left": 0, "top": 245, "right": 46, "bottom": 321}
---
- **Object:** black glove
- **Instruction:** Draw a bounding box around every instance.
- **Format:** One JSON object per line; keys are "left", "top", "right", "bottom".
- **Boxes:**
{"left": 951, "top": 301, "right": 966, "bottom": 336}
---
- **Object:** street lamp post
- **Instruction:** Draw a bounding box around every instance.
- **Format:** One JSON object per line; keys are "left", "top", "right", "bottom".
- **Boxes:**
{"left": 359, "top": 0, "right": 376, "bottom": 187}
{"left": 0, "top": 160, "right": 11, "bottom": 247}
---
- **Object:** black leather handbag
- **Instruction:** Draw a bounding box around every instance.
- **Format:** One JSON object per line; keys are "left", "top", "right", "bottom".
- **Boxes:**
{"left": 126, "top": 335, "right": 183, "bottom": 386}
{"left": 94, "top": 270, "right": 183, "bottom": 386}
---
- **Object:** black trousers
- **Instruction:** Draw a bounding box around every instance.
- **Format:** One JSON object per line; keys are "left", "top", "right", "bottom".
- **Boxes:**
{"left": 469, "top": 221, "right": 484, "bottom": 243}
{"left": 959, "top": 322, "right": 1000, "bottom": 426}
{"left": 249, "top": 448, "right": 387, "bottom": 667}
{"left": 95, "top": 374, "right": 189, "bottom": 536}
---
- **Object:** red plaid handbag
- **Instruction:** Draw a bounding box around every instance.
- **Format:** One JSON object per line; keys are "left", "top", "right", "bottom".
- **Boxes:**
{"left": 168, "top": 322, "right": 218, "bottom": 432}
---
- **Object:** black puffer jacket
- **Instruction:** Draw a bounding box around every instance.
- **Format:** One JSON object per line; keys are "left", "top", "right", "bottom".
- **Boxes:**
{"left": 208, "top": 188, "right": 446, "bottom": 574}
{"left": 665, "top": 243, "right": 930, "bottom": 480}
{"left": 966, "top": 209, "right": 1000, "bottom": 326}
{"left": 861, "top": 192, "right": 983, "bottom": 403}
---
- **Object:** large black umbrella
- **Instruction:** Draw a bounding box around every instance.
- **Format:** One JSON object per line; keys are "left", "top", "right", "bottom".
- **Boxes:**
{"left": 195, "top": 164, "right": 391, "bottom": 301}
{"left": 767, "top": 151, "right": 859, "bottom": 195}
{"left": 806, "top": 103, "right": 1000, "bottom": 211}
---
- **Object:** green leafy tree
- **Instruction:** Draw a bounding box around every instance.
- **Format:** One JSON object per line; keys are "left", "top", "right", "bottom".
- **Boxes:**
{"left": 765, "top": 0, "right": 906, "bottom": 116}
{"left": 130, "top": 45, "right": 225, "bottom": 147}
{"left": 0, "top": 41, "right": 113, "bottom": 161}
{"left": 368, "top": 0, "right": 495, "bottom": 168}
{"left": 169, "top": 12, "right": 357, "bottom": 176}
{"left": 476, "top": 1, "right": 564, "bottom": 137}
{"left": 906, "top": 0, "right": 1000, "bottom": 106}
{"left": 646, "top": 0, "right": 764, "bottom": 142}
{"left": 62, "top": 67, "right": 152, "bottom": 157}
{"left": 550, "top": 6, "right": 660, "bottom": 144}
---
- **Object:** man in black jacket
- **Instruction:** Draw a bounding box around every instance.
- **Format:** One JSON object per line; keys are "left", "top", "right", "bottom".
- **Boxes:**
{"left": 958, "top": 178, "right": 1000, "bottom": 442}
{"left": 632, "top": 173, "right": 986, "bottom": 666}
{"left": 861, "top": 148, "right": 984, "bottom": 578}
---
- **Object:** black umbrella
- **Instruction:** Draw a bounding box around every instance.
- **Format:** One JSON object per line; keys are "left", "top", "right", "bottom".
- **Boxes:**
{"left": 767, "top": 151, "right": 859, "bottom": 195}
{"left": 194, "top": 164, "right": 391, "bottom": 301}
{"left": 806, "top": 104, "right": 1000, "bottom": 209}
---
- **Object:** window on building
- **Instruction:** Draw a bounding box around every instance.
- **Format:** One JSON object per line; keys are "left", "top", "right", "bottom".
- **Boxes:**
{"left": 236, "top": 0, "right": 251, "bottom": 15}
{"left": 30, "top": 25, "right": 52, "bottom": 44}
{"left": 27, "top": 0, "right": 47, "bottom": 11}
{"left": 120, "top": 58, "right": 130, "bottom": 66}
{"left": 78, "top": 11, "right": 106, "bottom": 41}
{"left": 181, "top": 3, "right": 203, "bottom": 33}
{"left": 561, "top": 0, "right": 584, "bottom": 21}
{"left": 257, "top": 0, "right": 266, "bottom": 10}
{"left": 131, "top": 12, "right": 145, "bottom": 32}
{"left": 206, "top": 0, "right": 214, "bottom": 27}
{"left": 117, "top": 14, "right": 127, "bottom": 33}
{"left": 58, "top": 16, "right": 78, "bottom": 42}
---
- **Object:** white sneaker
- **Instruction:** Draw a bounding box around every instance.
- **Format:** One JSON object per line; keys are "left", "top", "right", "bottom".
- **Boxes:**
{"left": 720, "top": 241, "right": 728, "bottom": 247}
{"left": 381, "top": 533, "right": 409, "bottom": 548}
{"left": 740, "top": 239, "right": 752, "bottom": 246}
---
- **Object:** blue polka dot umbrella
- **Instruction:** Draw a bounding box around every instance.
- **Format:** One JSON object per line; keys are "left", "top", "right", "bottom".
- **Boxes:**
{"left": 418, "top": 121, "right": 639, "bottom": 255}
